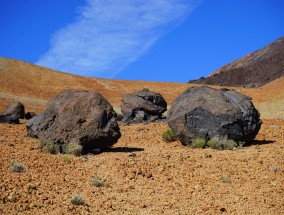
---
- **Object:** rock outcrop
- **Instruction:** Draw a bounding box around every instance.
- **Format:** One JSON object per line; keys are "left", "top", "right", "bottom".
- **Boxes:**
{"left": 167, "top": 86, "right": 262, "bottom": 146}
{"left": 189, "top": 36, "right": 284, "bottom": 88}
{"left": 26, "top": 89, "right": 121, "bottom": 154}
{"left": 121, "top": 88, "right": 167, "bottom": 124}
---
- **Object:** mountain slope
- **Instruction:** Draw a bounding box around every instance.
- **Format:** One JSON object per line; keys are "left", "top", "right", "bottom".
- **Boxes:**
{"left": 190, "top": 36, "right": 284, "bottom": 88}
{"left": 0, "top": 57, "right": 283, "bottom": 119}
{"left": 0, "top": 57, "right": 190, "bottom": 112}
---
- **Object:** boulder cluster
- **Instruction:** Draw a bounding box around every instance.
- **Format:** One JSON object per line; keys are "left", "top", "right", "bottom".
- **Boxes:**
{"left": 2, "top": 86, "right": 262, "bottom": 154}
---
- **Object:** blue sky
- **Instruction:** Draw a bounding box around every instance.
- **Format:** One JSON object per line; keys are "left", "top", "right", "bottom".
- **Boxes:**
{"left": 1, "top": 0, "right": 284, "bottom": 82}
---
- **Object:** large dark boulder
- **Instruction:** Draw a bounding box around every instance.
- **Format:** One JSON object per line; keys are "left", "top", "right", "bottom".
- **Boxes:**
{"left": 26, "top": 89, "right": 121, "bottom": 154}
{"left": 121, "top": 88, "right": 167, "bottom": 124}
{"left": 3, "top": 102, "right": 25, "bottom": 119}
{"left": 167, "top": 86, "right": 262, "bottom": 145}
{"left": 0, "top": 101, "right": 25, "bottom": 124}
{"left": 0, "top": 114, "right": 20, "bottom": 124}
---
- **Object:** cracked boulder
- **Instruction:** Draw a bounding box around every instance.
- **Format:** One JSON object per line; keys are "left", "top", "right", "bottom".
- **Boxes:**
{"left": 167, "top": 86, "right": 262, "bottom": 146}
{"left": 121, "top": 88, "right": 167, "bottom": 124}
{"left": 26, "top": 89, "right": 121, "bottom": 154}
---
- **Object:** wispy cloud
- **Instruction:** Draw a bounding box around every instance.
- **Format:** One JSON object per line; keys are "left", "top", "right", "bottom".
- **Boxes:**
{"left": 36, "top": 0, "right": 200, "bottom": 78}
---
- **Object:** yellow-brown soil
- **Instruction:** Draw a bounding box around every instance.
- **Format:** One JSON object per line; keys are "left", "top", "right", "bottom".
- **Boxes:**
{"left": 0, "top": 57, "right": 284, "bottom": 214}
{"left": 0, "top": 120, "right": 283, "bottom": 214}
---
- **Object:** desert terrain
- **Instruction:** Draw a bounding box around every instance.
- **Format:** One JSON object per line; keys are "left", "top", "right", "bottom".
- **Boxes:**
{"left": 0, "top": 57, "right": 284, "bottom": 214}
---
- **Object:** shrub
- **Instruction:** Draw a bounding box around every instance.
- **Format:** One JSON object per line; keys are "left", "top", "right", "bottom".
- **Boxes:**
{"left": 70, "top": 195, "right": 84, "bottom": 205}
{"left": 162, "top": 129, "right": 177, "bottom": 143}
{"left": 271, "top": 166, "right": 279, "bottom": 173}
{"left": 207, "top": 138, "right": 218, "bottom": 148}
{"left": 191, "top": 138, "right": 206, "bottom": 148}
{"left": 10, "top": 161, "right": 26, "bottom": 173}
{"left": 221, "top": 176, "right": 231, "bottom": 183}
{"left": 65, "top": 140, "right": 82, "bottom": 156}
{"left": 63, "top": 156, "right": 72, "bottom": 163}
{"left": 91, "top": 175, "right": 106, "bottom": 187}
{"left": 41, "top": 140, "right": 60, "bottom": 154}
{"left": 207, "top": 136, "right": 237, "bottom": 150}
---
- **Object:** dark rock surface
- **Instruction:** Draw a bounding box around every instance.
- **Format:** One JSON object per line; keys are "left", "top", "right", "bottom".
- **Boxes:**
{"left": 25, "top": 112, "right": 37, "bottom": 120}
{"left": 167, "top": 86, "right": 262, "bottom": 146}
{"left": 121, "top": 88, "right": 167, "bottom": 124}
{"left": 3, "top": 102, "right": 25, "bottom": 119}
{"left": 0, "top": 101, "right": 25, "bottom": 124}
{"left": 26, "top": 89, "right": 121, "bottom": 154}
{"left": 0, "top": 114, "right": 20, "bottom": 124}
{"left": 189, "top": 36, "right": 284, "bottom": 88}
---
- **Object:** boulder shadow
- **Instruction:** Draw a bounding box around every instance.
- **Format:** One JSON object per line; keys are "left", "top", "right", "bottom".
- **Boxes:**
{"left": 247, "top": 139, "right": 275, "bottom": 146}
{"left": 105, "top": 147, "right": 144, "bottom": 153}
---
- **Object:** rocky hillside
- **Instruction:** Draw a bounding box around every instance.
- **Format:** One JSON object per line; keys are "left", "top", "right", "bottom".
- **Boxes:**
{"left": 190, "top": 36, "right": 284, "bottom": 88}
{"left": 0, "top": 56, "right": 284, "bottom": 119}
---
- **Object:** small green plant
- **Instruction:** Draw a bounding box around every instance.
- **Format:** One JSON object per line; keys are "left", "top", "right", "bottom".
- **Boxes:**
{"left": 190, "top": 137, "right": 207, "bottom": 148}
{"left": 41, "top": 140, "right": 60, "bottom": 154}
{"left": 63, "top": 156, "right": 72, "bottom": 163}
{"left": 65, "top": 140, "right": 82, "bottom": 156}
{"left": 207, "top": 138, "right": 218, "bottom": 148}
{"left": 271, "top": 166, "right": 279, "bottom": 173}
{"left": 91, "top": 175, "right": 106, "bottom": 187}
{"left": 70, "top": 194, "right": 84, "bottom": 205}
{"left": 221, "top": 176, "right": 231, "bottom": 183}
{"left": 10, "top": 161, "right": 26, "bottom": 173}
{"left": 207, "top": 136, "right": 237, "bottom": 150}
{"left": 162, "top": 129, "right": 177, "bottom": 143}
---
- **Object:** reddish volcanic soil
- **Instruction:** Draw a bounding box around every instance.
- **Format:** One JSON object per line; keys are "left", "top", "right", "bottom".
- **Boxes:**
{"left": 0, "top": 119, "right": 283, "bottom": 214}
{"left": 1, "top": 57, "right": 284, "bottom": 214}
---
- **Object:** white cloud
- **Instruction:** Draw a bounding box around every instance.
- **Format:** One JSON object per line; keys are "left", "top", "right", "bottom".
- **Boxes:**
{"left": 36, "top": 0, "right": 200, "bottom": 78}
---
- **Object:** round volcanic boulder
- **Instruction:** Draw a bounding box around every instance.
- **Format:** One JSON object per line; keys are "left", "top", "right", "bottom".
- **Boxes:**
{"left": 3, "top": 102, "right": 25, "bottom": 119}
{"left": 121, "top": 88, "right": 167, "bottom": 124}
{"left": 0, "top": 114, "right": 19, "bottom": 124}
{"left": 167, "top": 86, "right": 262, "bottom": 146}
{"left": 26, "top": 89, "right": 121, "bottom": 154}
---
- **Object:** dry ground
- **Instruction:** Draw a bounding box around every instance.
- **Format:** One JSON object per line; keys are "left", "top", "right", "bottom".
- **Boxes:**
{"left": 0, "top": 57, "right": 284, "bottom": 214}
{"left": 0, "top": 119, "right": 283, "bottom": 214}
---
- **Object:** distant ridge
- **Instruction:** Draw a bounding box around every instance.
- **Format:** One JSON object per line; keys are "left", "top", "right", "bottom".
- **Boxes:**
{"left": 189, "top": 36, "right": 284, "bottom": 88}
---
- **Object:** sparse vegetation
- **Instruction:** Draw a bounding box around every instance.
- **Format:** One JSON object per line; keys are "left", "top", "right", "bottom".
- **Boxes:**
{"left": 64, "top": 140, "right": 82, "bottom": 156}
{"left": 40, "top": 140, "right": 60, "bottom": 154}
{"left": 70, "top": 195, "right": 84, "bottom": 205}
{"left": 271, "top": 166, "right": 279, "bottom": 173}
{"left": 221, "top": 176, "right": 231, "bottom": 183}
{"left": 187, "top": 136, "right": 240, "bottom": 150}
{"left": 190, "top": 137, "right": 207, "bottom": 148}
{"left": 162, "top": 129, "right": 177, "bottom": 143}
{"left": 207, "top": 136, "right": 238, "bottom": 150}
{"left": 63, "top": 156, "right": 72, "bottom": 163}
{"left": 91, "top": 175, "right": 106, "bottom": 187}
{"left": 10, "top": 161, "right": 26, "bottom": 173}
